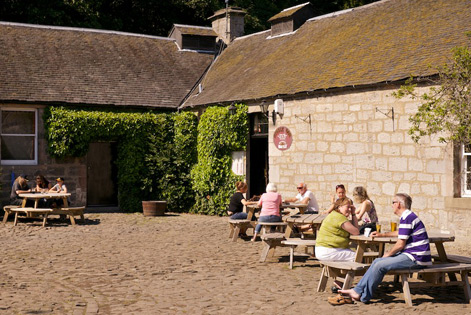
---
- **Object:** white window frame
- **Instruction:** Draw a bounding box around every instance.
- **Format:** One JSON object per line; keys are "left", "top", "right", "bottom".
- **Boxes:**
{"left": 0, "top": 108, "right": 38, "bottom": 165}
{"left": 461, "top": 144, "right": 471, "bottom": 197}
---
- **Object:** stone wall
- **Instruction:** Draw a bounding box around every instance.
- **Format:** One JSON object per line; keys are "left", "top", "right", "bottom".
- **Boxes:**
{"left": 1, "top": 106, "right": 87, "bottom": 207}
{"left": 266, "top": 85, "right": 471, "bottom": 239}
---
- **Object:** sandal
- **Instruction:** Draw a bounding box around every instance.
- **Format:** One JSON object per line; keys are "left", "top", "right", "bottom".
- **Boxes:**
{"left": 328, "top": 294, "right": 354, "bottom": 305}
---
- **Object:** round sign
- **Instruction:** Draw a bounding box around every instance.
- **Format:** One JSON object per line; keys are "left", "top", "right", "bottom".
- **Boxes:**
{"left": 273, "top": 126, "right": 292, "bottom": 151}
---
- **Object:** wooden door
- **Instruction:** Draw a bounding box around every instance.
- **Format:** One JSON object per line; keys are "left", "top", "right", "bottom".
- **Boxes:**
{"left": 87, "top": 142, "right": 118, "bottom": 206}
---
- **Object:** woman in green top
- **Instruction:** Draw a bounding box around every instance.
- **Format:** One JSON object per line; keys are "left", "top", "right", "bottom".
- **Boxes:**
{"left": 315, "top": 197, "right": 360, "bottom": 261}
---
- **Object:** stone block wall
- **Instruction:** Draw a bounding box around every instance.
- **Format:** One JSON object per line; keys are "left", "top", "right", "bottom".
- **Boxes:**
{"left": 267, "top": 85, "right": 471, "bottom": 238}
{"left": 1, "top": 107, "right": 87, "bottom": 207}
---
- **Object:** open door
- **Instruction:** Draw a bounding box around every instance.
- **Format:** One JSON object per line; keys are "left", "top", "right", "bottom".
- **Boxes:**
{"left": 86, "top": 142, "right": 118, "bottom": 207}
{"left": 247, "top": 113, "right": 269, "bottom": 198}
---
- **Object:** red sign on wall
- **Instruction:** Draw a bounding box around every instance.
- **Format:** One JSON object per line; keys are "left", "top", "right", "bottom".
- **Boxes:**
{"left": 273, "top": 126, "right": 292, "bottom": 151}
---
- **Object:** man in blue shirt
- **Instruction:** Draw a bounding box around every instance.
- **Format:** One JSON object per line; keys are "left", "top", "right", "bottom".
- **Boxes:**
{"left": 338, "top": 193, "right": 431, "bottom": 303}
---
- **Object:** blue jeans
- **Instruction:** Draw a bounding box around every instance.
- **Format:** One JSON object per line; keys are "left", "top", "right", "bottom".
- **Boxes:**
{"left": 254, "top": 215, "right": 282, "bottom": 233}
{"left": 230, "top": 212, "right": 248, "bottom": 220}
{"left": 353, "top": 253, "right": 422, "bottom": 302}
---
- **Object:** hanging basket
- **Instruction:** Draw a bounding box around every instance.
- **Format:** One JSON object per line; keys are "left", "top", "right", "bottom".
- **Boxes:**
{"left": 142, "top": 201, "right": 167, "bottom": 216}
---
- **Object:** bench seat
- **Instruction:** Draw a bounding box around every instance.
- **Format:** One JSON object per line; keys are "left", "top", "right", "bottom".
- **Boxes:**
{"left": 388, "top": 263, "right": 471, "bottom": 306}
{"left": 228, "top": 219, "right": 252, "bottom": 242}
{"left": 317, "top": 261, "right": 370, "bottom": 292}
{"left": 259, "top": 232, "right": 286, "bottom": 262}
{"left": 2, "top": 205, "right": 20, "bottom": 224}
{"left": 52, "top": 207, "right": 85, "bottom": 225}
{"left": 281, "top": 238, "right": 317, "bottom": 269}
{"left": 10, "top": 207, "right": 53, "bottom": 227}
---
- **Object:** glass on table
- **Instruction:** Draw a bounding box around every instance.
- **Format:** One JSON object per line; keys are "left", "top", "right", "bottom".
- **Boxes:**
{"left": 376, "top": 223, "right": 381, "bottom": 233}
{"left": 390, "top": 222, "right": 397, "bottom": 232}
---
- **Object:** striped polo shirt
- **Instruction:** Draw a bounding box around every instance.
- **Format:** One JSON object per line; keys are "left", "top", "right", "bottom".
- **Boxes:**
{"left": 398, "top": 210, "right": 432, "bottom": 266}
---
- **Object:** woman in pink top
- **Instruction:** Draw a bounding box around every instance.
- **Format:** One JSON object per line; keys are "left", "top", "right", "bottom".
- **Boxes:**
{"left": 251, "top": 183, "right": 282, "bottom": 242}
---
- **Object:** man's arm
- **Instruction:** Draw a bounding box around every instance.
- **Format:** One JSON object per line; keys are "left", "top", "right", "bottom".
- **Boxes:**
{"left": 284, "top": 196, "right": 298, "bottom": 202}
{"left": 383, "top": 239, "right": 406, "bottom": 257}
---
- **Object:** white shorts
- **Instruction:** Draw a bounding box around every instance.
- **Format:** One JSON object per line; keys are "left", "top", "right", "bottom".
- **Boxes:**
{"left": 315, "top": 246, "right": 355, "bottom": 261}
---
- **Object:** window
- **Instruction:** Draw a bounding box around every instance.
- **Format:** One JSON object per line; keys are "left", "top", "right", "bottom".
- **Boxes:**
{"left": 461, "top": 144, "right": 471, "bottom": 197}
{"left": 1, "top": 108, "right": 38, "bottom": 165}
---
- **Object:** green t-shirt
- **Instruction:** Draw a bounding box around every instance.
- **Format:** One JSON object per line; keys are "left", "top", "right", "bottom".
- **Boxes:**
{"left": 316, "top": 211, "right": 350, "bottom": 249}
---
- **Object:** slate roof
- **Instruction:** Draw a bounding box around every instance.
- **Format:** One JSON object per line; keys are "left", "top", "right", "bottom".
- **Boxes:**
{"left": 182, "top": 0, "right": 471, "bottom": 108}
{"left": 171, "top": 24, "right": 217, "bottom": 37}
{"left": 268, "top": 2, "right": 311, "bottom": 22}
{"left": 0, "top": 22, "right": 214, "bottom": 109}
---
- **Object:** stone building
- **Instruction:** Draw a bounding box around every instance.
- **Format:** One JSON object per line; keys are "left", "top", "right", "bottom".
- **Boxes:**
{"left": 181, "top": 0, "right": 471, "bottom": 236}
{"left": 0, "top": 22, "right": 215, "bottom": 206}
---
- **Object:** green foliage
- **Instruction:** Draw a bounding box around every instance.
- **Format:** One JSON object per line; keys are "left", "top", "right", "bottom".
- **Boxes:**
{"left": 144, "top": 112, "right": 198, "bottom": 212}
{"left": 191, "top": 104, "right": 248, "bottom": 216}
{"left": 44, "top": 106, "right": 197, "bottom": 212}
{"left": 393, "top": 37, "right": 471, "bottom": 144}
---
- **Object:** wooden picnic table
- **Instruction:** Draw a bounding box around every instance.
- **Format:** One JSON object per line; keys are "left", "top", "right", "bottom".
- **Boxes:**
{"left": 350, "top": 232, "right": 455, "bottom": 263}
{"left": 283, "top": 213, "right": 327, "bottom": 238}
{"left": 245, "top": 203, "right": 308, "bottom": 222}
{"left": 19, "top": 192, "right": 71, "bottom": 209}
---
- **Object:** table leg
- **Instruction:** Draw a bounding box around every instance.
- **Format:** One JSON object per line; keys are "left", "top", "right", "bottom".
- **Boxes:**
{"left": 247, "top": 209, "right": 254, "bottom": 221}
{"left": 62, "top": 197, "right": 68, "bottom": 207}
{"left": 21, "top": 198, "right": 27, "bottom": 207}
{"left": 354, "top": 242, "right": 367, "bottom": 263}
{"left": 284, "top": 223, "right": 294, "bottom": 239}
{"left": 435, "top": 242, "right": 457, "bottom": 281}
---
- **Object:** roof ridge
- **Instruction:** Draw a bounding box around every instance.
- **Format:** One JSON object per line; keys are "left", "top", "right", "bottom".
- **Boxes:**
{"left": 0, "top": 21, "right": 173, "bottom": 41}
{"left": 173, "top": 24, "right": 213, "bottom": 30}
{"left": 280, "top": 2, "right": 311, "bottom": 12}
{"left": 307, "top": 0, "right": 391, "bottom": 23}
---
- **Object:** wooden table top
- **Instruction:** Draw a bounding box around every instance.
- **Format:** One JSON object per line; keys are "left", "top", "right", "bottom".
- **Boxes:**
{"left": 246, "top": 203, "right": 308, "bottom": 210}
{"left": 284, "top": 213, "right": 327, "bottom": 224}
{"left": 350, "top": 232, "right": 455, "bottom": 243}
{"left": 19, "top": 192, "right": 71, "bottom": 199}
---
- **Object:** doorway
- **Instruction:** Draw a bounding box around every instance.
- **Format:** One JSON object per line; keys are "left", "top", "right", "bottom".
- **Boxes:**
{"left": 247, "top": 113, "right": 269, "bottom": 197}
{"left": 86, "top": 142, "right": 118, "bottom": 206}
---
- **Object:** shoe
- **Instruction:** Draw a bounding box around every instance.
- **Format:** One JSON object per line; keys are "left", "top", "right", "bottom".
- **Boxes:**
{"left": 328, "top": 294, "right": 354, "bottom": 305}
{"left": 331, "top": 286, "right": 339, "bottom": 294}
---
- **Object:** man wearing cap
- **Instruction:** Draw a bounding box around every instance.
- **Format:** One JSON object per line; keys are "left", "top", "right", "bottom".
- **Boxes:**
{"left": 285, "top": 182, "right": 319, "bottom": 213}
{"left": 10, "top": 174, "right": 32, "bottom": 205}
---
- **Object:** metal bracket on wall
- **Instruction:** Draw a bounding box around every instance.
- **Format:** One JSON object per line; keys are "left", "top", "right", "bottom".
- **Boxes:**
{"left": 375, "top": 107, "right": 395, "bottom": 131}
{"left": 294, "top": 114, "right": 312, "bottom": 135}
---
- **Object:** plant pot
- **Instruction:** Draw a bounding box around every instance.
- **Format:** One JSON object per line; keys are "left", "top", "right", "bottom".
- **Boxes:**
{"left": 142, "top": 201, "right": 167, "bottom": 216}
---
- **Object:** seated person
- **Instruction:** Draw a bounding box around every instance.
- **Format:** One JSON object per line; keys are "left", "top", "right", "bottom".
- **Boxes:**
{"left": 48, "top": 177, "right": 68, "bottom": 207}
{"left": 228, "top": 181, "right": 257, "bottom": 236}
{"left": 315, "top": 197, "right": 359, "bottom": 261}
{"left": 10, "top": 174, "right": 33, "bottom": 206}
{"left": 33, "top": 174, "right": 51, "bottom": 192}
{"left": 284, "top": 182, "right": 319, "bottom": 213}
{"left": 324, "top": 184, "right": 348, "bottom": 214}
{"left": 352, "top": 186, "right": 378, "bottom": 234}
{"left": 251, "top": 183, "right": 282, "bottom": 242}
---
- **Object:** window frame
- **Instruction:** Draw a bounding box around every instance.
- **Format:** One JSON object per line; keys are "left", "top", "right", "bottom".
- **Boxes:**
{"left": 1, "top": 107, "right": 38, "bottom": 165}
{"left": 461, "top": 144, "right": 471, "bottom": 197}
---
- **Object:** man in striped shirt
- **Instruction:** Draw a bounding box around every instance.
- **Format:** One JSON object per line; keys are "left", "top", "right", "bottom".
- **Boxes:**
{"left": 338, "top": 193, "right": 431, "bottom": 303}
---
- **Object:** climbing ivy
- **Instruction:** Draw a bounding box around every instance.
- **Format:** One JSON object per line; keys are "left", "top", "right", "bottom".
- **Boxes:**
{"left": 190, "top": 104, "right": 248, "bottom": 215}
{"left": 44, "top": 106, "right": 196, "bottom": 212}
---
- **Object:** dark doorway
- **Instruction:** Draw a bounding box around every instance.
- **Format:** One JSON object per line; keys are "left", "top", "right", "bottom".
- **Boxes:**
{"left": 86, "top": 142, "right": 118, "bottom": 206}
{"left": 247, "top": 113, "right": 269, "bottom": 198}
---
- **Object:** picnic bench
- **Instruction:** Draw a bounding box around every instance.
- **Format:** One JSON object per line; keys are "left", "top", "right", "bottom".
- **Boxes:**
{"left": 10, "top": 208, "right": 53, "bottom": 227}
{"left": 389, "top": 263, "right": 471, "bottom": 306}
{"left": 51, "top": 207, "right": 85, "bottom": 225}
{"left": 2, "top": 205, "right": 20, "bottom": 224}
{"left": 259, "top": 232, "right": 286, "bottom": 262}
{"left": 317, "top": 261, "right": 370, "bottom": 292}
{"left": 281, "top": 238, "right": 316, "bottom": 269}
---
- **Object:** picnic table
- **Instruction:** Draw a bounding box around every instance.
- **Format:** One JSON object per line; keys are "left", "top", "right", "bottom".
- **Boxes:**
{"left": 19, "top": 192, "right": 71, "bottom": 208}
{"left": 350, "top": 232, "right": 455, "bottom": 263}
{"left": 283, "top": 213, "right": 327, "bottom": 238}
{"left": 245, "top": 202, "right": 308, "bottom": 222}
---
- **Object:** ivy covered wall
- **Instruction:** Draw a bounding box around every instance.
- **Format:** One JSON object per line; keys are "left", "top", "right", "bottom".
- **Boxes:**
{"left": 44, "top": 104, "right": 247, "bottom": 214}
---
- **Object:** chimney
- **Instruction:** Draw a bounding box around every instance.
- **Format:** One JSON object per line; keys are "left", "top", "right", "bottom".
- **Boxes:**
{"left": 208, "top": 7, "right": 246, "bottom": 45}
{"left": 268, "top": 2, "right": 315, "bottom": 37}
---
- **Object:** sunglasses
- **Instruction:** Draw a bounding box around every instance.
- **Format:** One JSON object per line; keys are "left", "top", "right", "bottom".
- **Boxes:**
{"left": 392, "top": 201, "right": 399, "bottom": 204}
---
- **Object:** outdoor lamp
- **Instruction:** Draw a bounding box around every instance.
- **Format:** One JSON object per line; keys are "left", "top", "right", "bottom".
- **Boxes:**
{"left": 259, "top": 100, "right": 269, "bottom": 114}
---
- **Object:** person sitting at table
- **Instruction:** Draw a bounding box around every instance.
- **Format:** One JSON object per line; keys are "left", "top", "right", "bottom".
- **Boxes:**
{"left": 10, "top": 174, "right": 33, "bottom": 206}
{"left": 315, "top": 197, "right": 359, "bottom": 261}
{"left": 228, "top": 181, "right": 257, "bottom": 237}
{"left": 251, "top": 183, "right": 282, "bottom": 242}
{"left": 284, "top": 182, "right": 319, "bottom": 213}
{"left": 338, "top": 193, "right": 431, "bottom": 304}
{"left": 323, "top": 184, "right": 349, "bottom": 214}
{"left": 33, "top": 174, "right": 51, "bottom": 193}
{"left": 352, "top": 186, "right": 378, "bottom": 234}
{"left": 48, "top": 177, "right": 68, "bottom": 207}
